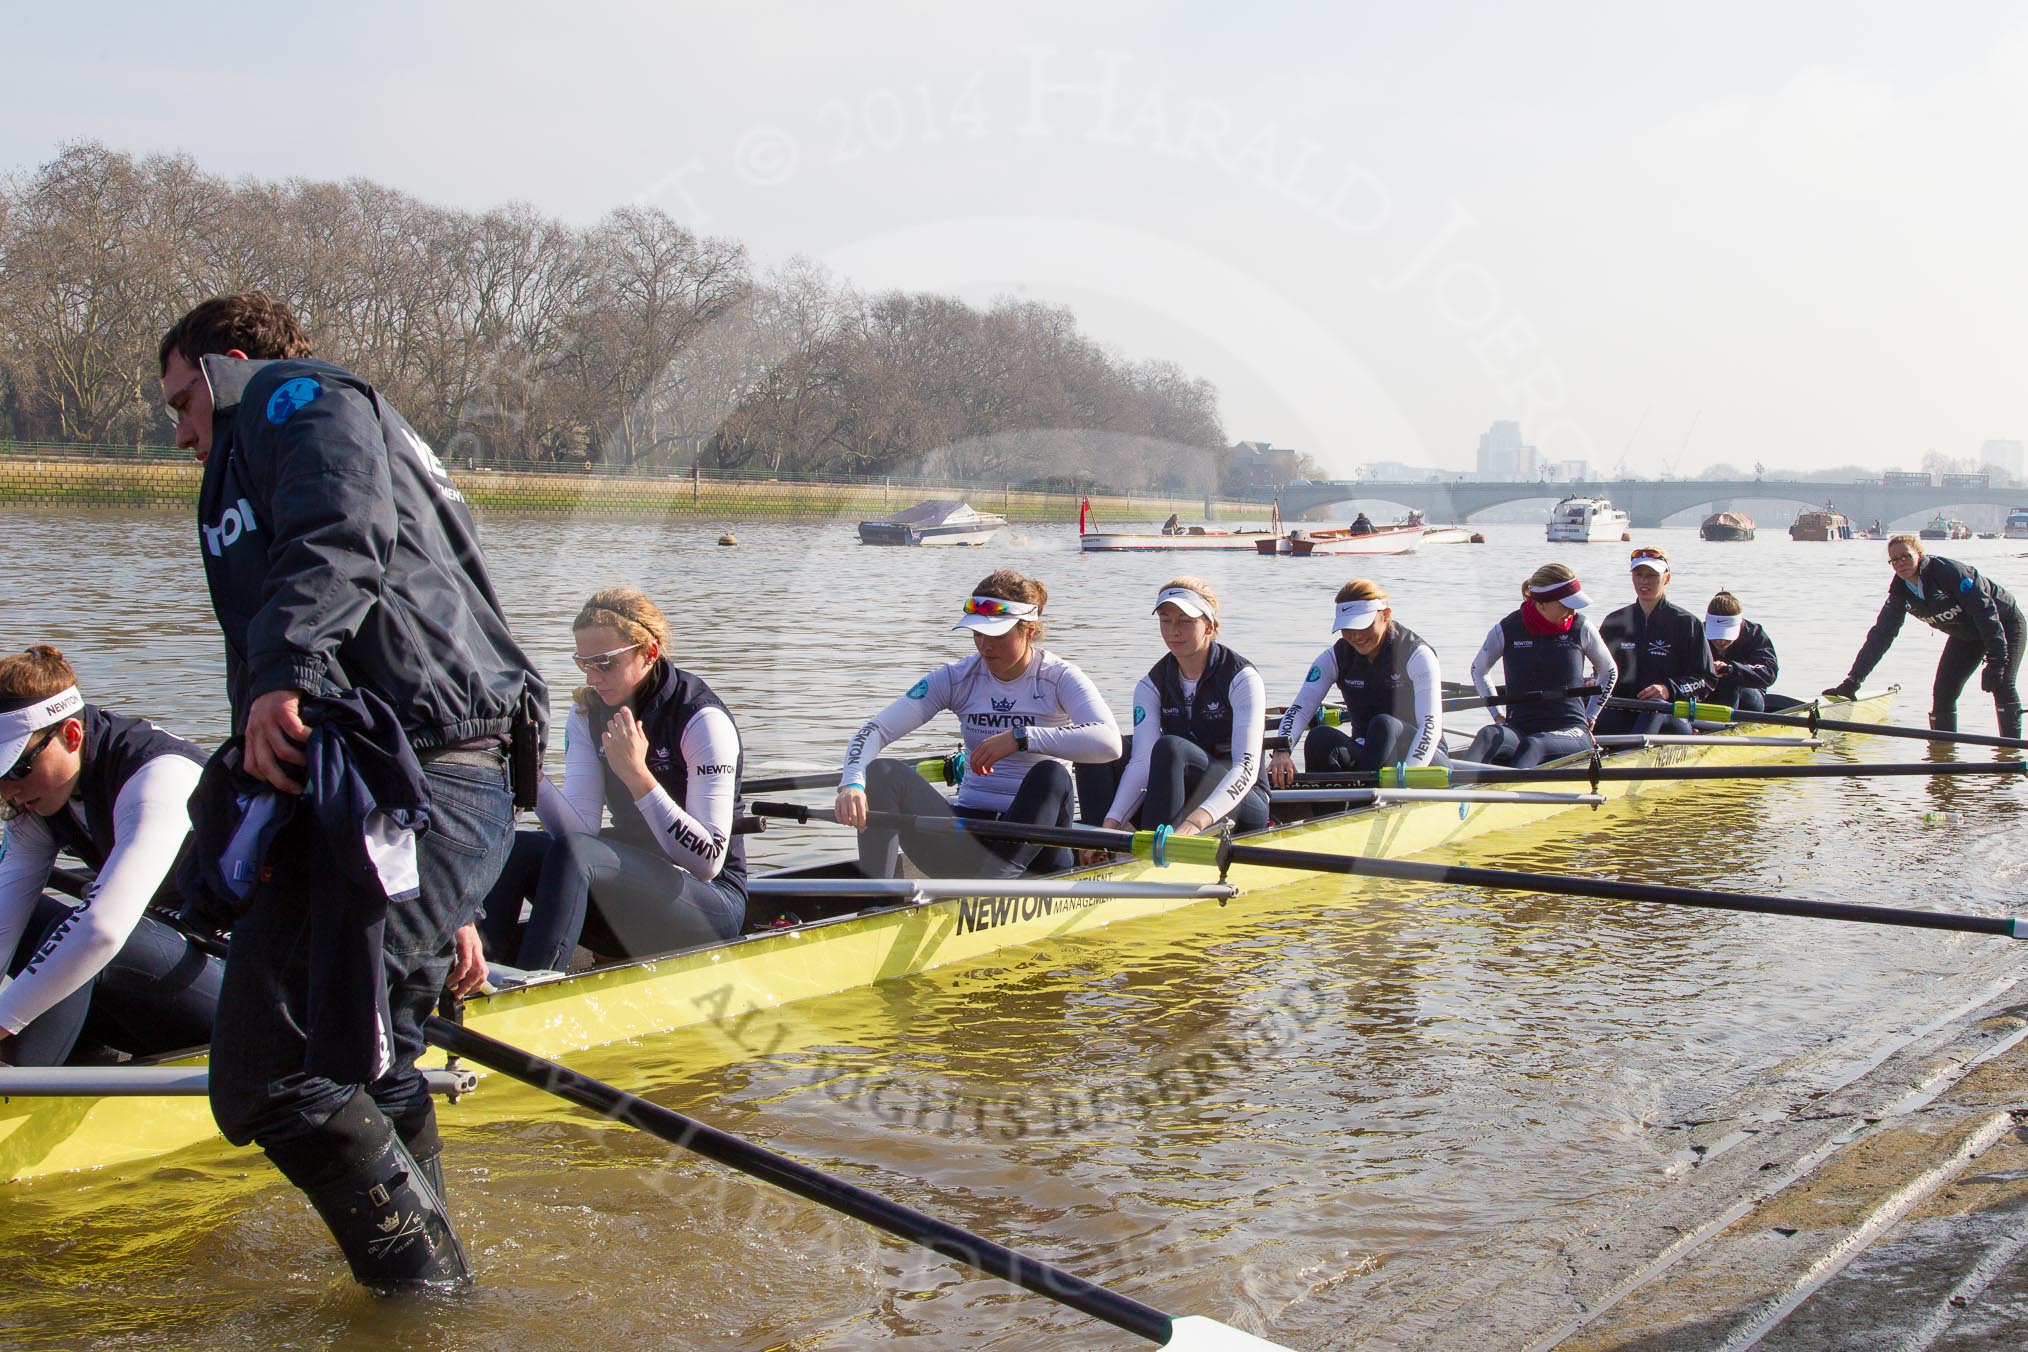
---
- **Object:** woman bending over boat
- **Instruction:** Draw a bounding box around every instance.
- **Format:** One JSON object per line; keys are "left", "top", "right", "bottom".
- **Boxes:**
{"left": 836, "top": 569, "right": 1121, "bottom": 877}
{"left": 0, "top": 646, "right": 222, "bottom": 1066}
{"left": 479, "top": 588, "right": 746, "bottom": 972}
{"left": 1078, "top": 577, "right": 1268, "bottom": 836}
{"left": 1594, "top": 545, "right": 1716, "bottom": 738}
{"left": 1462, "top": 565, "right": 1617, "bottom": 767}
{"left": 1267, "top": 579, "right": 1444, "bottom": 787}
{"left": 1824, "top": 535, "right": 2024, "bottom": 736}
{"left": 1704, "top": 591, "right": 1783, "bottom": 712}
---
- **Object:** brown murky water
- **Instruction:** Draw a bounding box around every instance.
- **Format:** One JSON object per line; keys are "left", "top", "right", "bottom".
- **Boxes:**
{"left": 5, "top": 506, "right": 2027, "bottom": 1349}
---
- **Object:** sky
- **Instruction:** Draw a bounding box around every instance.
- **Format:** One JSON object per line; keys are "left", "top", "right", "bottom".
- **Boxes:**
{"left": 8, "top": 2, "right": 2028, "bottom": 479}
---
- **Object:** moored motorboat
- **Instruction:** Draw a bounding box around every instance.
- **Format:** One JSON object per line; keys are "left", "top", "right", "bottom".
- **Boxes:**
{"left": 1288, "top": 524, "right": 1422, "bottom": 555}
{"left": 1918, "top": 512, "right": 1971, "bottom": 541}
{"left": 2005, "top": 508, "right": 2028, "bottom": 541}
{"left": 1, "top": 690, "right": 1898, "bottom": 1184}
{"left": 1546, "top": 497, "right": 1631, "bottom": 542}
{"left": 1081, "top": 495, "right": 1282, "bottom": 552}
{"left": 1700, "top": 511, "right": 1756, "bottom": 542}
{"left": 857, "top": 499, "right": 1007, "bottom": 547}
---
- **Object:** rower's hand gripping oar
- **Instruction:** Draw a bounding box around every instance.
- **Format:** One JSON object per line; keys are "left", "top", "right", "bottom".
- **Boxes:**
{"left": 743, "top": 753, "right": 963, "bottom": 796}
{"left": 757, "top": 807, "right": 2028, "bottom": 941}
{"left": 1606, "top": 693, "right": 2028, "bottom": 751}
{"left": 421, "top": 1017, "right": 1290, "bottom": 1350}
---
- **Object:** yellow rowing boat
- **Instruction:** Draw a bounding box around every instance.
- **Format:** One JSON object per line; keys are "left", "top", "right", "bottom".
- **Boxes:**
{"left": 0, "top": 692, "right": 1896, "bottom": 1185}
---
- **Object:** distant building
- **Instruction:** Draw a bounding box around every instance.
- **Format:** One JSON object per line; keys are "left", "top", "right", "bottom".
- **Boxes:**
{"left": 1360, "top": 459, "right": 1472, "bottom": 482}
{"left": 1476, "top": 420, "right": 1540, "bottom": 480}
{"left": 1980, "top": 439, "right": 2024, "bottom": 483}
{"left": 1546, "top": 458, "right": 1591, "bottom": 482}
{"left": 1226, "top": 440, "right": 1301, "bottom": 490}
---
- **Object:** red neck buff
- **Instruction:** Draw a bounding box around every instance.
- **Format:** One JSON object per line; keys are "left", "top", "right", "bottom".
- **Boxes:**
{"left": 1520, "top": 598, "right": 1573, "bottom": 635}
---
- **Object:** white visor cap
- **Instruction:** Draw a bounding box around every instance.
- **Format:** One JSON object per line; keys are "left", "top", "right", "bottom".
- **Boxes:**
{"left": 1333, "top": 597, "right": 1387, "bottom": 632}
{"left": 952, "top": 596, "right": 1038, "bottom": 637}
{"left": 0, "top": 686, "right": 82, "bottom": 775}
{"left": 1153, "top": 586, "right": 1216, "bottom": 619}
{"left": 1704, "top": 613, "right": 1744, "bottom": 641}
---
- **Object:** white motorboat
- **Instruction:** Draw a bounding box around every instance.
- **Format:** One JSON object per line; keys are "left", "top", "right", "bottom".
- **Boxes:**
{"left": 857, "top": 499, "right": 1007, "bottom": 547}
{"left": 1545, "top": 496, "right": 1630, "bottom": 543}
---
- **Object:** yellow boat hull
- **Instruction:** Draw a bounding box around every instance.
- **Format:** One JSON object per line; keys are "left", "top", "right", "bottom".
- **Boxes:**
{"left": 1, "top": 693, "right": 1896, "bottom": 1184}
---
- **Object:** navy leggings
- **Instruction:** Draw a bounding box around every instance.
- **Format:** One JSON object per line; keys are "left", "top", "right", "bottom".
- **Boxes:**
{"left": 858, "top": 756, "right": 1075, "bottom": 878}
{"left": 1461, "top": 724, "right": 1593, "bottom": 769}
{"left": 480, "top": 828, "right": 748, "bottom": 970}
{"left": 1074, "top": 734, "right": 1268, "bottom": 831}
{"left": 1303, "top": 717, "right": 1450, "bottom": 775}
{"left": 6, "top": 895, "right": 222, "bottom": 1067}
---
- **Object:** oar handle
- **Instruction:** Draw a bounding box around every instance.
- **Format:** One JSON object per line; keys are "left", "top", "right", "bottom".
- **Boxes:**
{"left": 422, "top": 1017, "right": 1181, "bottom": 1346}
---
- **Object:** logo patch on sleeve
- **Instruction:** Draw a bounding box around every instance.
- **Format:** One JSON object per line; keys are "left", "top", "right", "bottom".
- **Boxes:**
{"left": 1133, "top": 704, "right": 1146, "bottom": 725}
{"left": 907, "top": 678, "right": 930, "bottom": 699}
{"left": 1306, "top": 664, "right": 1321, "bottom": 682}
{"left": 265, "top": 377, "right": 323, "bottom": 425}
{"left": 1961, "top": 577, "right": 1975, "bottom": 592}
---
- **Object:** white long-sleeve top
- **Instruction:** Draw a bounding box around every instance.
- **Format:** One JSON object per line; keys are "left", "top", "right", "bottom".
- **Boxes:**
{"left": 0, "top": 755, "right": 202, "bottom": 1035}
{"left": 1468, "top": 617, "right": 1618, "bottom": 729}
{"left": 1275, "top": 643, "right": 1444, "bottom": 767}
{"left": 1103, "top": 665, "right": 1267, "bottom": 826}
{"left": 842, "top": 650, "right": 1122, "bottom": 813}
{"left": 537, "top": 704, "right": 742, "bottom": 880}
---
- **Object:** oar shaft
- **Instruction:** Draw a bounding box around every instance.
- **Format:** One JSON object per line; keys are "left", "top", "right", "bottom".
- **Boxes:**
{"left": 422, "top": 1018, "right": 1176, "bottom": 1345}
{"left": 1287, "top": 761, "right": 2028, "bottom": 788}
{"left": 1215, "top": 843, "right": 2021, "bottom": 938}
{"left": 1605, "top": 696, "right": 2028, "bottom": 750}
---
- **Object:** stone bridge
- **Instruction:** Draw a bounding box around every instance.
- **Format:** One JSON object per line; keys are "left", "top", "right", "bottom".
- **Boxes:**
{"left": 1273, "top": 479, "right": 2027, "bottom": 529}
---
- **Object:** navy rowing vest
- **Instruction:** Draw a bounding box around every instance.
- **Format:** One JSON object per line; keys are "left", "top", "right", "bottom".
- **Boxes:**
{"left": 1149, "top": 643, "right": 1254, "bottom": 755}
{"left": 1494, "top": 611, "right": 1591, "bottom": 734}
{"left": 588, "top": 661, "right": 747, "bottom": 893}
{"left": 45, "top": 705, "right": 205, "bottom": 884}
{"left": 1332, "top": 623, "right": 1431, "bottom": 727}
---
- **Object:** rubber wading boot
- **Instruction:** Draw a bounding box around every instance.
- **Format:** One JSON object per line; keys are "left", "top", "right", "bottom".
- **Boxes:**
{"left": 1931, "top": 709, "right": 1959, "bottom": 733}
{"left": 2001, "top": 704, "right": 2023, "bottom": 741}
{"left": 271, "top": 1093, "right": 471, "bottom": 1293}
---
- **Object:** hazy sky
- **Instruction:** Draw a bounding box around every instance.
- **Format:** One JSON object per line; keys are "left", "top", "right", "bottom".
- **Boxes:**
{"left": 8, "top": 3, "right": 2026, "bottom": 477}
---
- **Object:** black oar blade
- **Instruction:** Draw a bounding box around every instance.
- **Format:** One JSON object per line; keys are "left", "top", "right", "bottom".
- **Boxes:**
{"left": 422, "top": 1017, "right": 1202, "bottom": 1347}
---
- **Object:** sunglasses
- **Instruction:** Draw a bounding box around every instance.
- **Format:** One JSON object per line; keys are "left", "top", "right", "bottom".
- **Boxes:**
{"left": 962, "top": 598, "right": 1030, "bottom": 617}
{"left": 2, "top": 729, "right": 57, "bottom": 782}
{"left": 571, "top": 642, "right": 642, "bottom": 673}
{"left": 1628, "top": 548, "right": 1669, "bottom": 561}
{"left": 1888, "top": 551, "right": 1917, "bottom": 564}
{"left": 162, "top": 367, "right": 204, "bottom": 432}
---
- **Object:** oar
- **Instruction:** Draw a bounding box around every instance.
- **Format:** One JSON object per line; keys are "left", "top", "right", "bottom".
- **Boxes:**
{"left": 1441, "top": 684, "right": 1603, "bottom": 713}
{"left": 421, "top": 1017, "right": 1289, "bottom": 1350}
{"left": 776, "top": 811, "right": 2026, "bottom": 940}
{"left": 744, "top": 754, "right": 960, "bottom": 796}
{"left": 0, "top": 1064, "right": 478, "bottom": 1098}
{"left": 1275, "top": 760, "right": 2028, "bottom": 790}
{"left": 1605, "top": 695, "right": 2028, "bottom": 751}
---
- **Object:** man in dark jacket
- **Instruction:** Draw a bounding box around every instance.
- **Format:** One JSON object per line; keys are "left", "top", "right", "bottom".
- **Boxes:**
{"left": 160, "top": 293, "right": 546, "bottom": 1290}
{"left": 1594, "top": 545, "right": 1716, "bottom": 737}
{"left": 1825, "top": 534, "right": 2023, "bottom": 736}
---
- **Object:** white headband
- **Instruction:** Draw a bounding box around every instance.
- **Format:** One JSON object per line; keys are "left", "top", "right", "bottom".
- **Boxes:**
{"left": 1153, "top": 587, "right": 1216, "bottom": 619}
{"left": 0, "top": 686, "right": 82, "bottom": 772}
{"left": 1332, "top": 597, "right": 1388, "bottom": 632}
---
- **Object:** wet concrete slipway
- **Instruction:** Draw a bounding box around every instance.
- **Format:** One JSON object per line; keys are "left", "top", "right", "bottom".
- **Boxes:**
{"left": 8, "top": 510, "right": 2028, "bottom": 1349}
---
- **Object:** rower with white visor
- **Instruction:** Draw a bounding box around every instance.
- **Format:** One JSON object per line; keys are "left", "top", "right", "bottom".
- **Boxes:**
{"left": 1267, "top": 579, "right": 1445, "bottom": 787}
{"left": 1704, "top": 590, "right": 1782, "bottom": 712}
{"left": 836, "top": 569, "right": 1122, "bottom": 878}
{"left": 1078, "top": 577, "right": 1268, "bottom": 837}
{"left": 0, "top": 645, "right": 221, "bottom": 1068}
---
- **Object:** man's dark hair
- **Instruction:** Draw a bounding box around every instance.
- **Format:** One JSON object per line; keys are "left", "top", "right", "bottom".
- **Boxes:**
{"left": 158, "top": 292, "right": 314, "bottom": 373}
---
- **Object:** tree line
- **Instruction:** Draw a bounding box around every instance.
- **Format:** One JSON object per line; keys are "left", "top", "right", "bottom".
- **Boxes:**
{"left": 0, "top": 142, "right": 1230, "bottom": 489}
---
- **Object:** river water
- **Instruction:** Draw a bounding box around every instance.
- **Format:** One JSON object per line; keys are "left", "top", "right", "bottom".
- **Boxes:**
{"left": 5, "top": 505, "right": 2028, "bottom": 1350}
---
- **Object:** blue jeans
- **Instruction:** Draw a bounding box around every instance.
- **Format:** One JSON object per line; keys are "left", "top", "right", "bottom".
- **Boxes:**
{"left": 480, "top": 827, "right": 746, "bottom": 970}
{"left": 5, "top": 898, "right": 222, "bottom": 1067}
{"left": 208, "top": 758, "right": 514, "bottom": 1155}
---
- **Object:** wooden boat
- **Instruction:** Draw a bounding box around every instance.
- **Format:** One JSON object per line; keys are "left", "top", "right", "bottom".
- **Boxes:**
{"left": 1080, "top": 495, "right": 1282, "bottom": 552}
{"left": 1418, "top": 526, "right": 1473, "bottom": 546}
{"left": 1790, "top": 508, "right": 1854, "bottom": 541}
{"left": 856, "top": 499, "right": 1006, "bottom": 547}
{"left": 1253, "top": 523, "right": 1424, "bottom": 556}
{"left": 1, "top": 692, "right": 1901, "bottom": 1186}
{"left": 1700, "top": 511, "right": 1756, "bottom": 542}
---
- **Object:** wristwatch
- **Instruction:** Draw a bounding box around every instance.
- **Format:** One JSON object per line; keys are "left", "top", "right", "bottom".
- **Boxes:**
{"left": 1012, "top": 725, "right": 1029, "bottom": 752}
